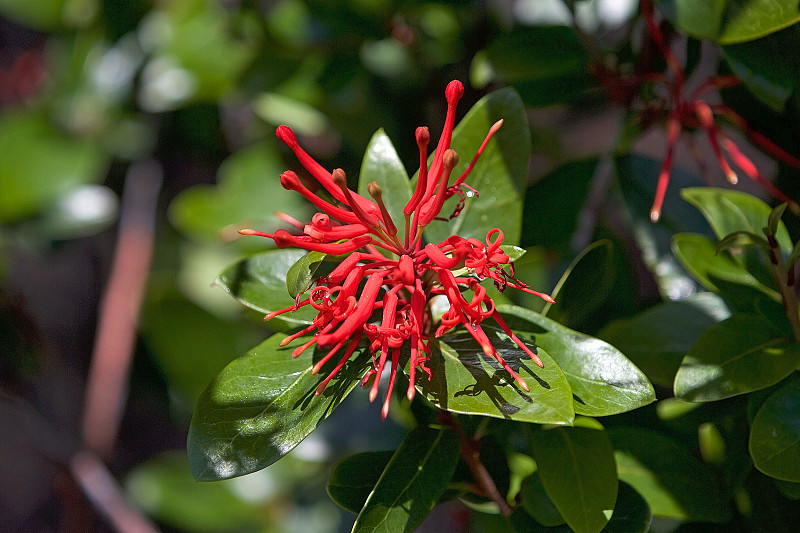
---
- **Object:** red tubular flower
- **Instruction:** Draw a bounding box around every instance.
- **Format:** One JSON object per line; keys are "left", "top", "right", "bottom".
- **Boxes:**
{"left": 239, "top": 80, "right": 553, "bottom": 419}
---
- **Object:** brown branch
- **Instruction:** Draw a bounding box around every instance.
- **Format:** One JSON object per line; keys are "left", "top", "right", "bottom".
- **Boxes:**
{"left": 70, "top": 450, "right": 161, "bottom": 533}
{"left": 439, "top": 411, "right": 512, "bottom": 517}
{"left": 81, "top": 160, "right": 162, "bottom": 459}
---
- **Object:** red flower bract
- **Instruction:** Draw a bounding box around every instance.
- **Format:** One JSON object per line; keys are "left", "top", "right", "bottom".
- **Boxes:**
{"left": 240, "top": 80, "right": 554, "bottom": 419}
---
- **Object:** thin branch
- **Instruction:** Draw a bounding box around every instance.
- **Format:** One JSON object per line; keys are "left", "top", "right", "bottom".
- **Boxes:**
{"left": 70, "top": 450, "right": 161, "bottom": 533}
{"left": 439, "top": 411, "right": 512, "bottom": 517}
{"left": 81, "top": 160, "right": 162, "bottom": 459}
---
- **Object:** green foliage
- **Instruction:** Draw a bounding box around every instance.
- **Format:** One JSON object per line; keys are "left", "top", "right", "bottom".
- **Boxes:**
{"left": 187, "top": 333, "right": 369, "bottom": 480}
{"left": 4, "top": 0, "right": 800, "bottom": 530}
{"left": 657, "top": 0, "right": 800, "bottom": 44}
{"left": 529, "top": 425, "right": 618, "bottom": 533}
{"left": 351, "top": 426, "right": 460, "bottom": 533}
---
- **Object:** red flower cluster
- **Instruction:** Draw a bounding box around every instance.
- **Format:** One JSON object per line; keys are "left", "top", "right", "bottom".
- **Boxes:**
{"left": 240, "top": 81, "right": 553, "bottom": 419}
{"left": 638, "top": 0, "right": 798, "bottom": 222}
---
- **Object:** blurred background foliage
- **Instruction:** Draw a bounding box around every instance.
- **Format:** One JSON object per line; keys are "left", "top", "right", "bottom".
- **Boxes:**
{"left": 2, "top": 0, "right": 800, "bottom": 531}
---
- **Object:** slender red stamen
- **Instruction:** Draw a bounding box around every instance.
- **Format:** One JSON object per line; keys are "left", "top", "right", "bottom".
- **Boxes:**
{"left": 451, "top": 119, "right": 503, "bottom": 189}
{"left": 650, "top": 116, "right": 681, "bottom": 222}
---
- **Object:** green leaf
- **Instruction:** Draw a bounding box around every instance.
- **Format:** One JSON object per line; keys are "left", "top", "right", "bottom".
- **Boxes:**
{"left": 544, "top": 240, "right": 615, "bottom": 330}
{"left": 716, "top": 231, "right": 770, "bottom": 254}
{"left": 521, "top": 158, "right": 598, "bottom": 249}
{"left": 358, "top": 129, "right": 412, "bottom": 232}
{"left": 657, "top": 0, "right": 800, "bottom": 44}
{"left": 0, "top": 111, "right": 107, "bottom": 223}
{"left": 327, "top": 451, "right": 394, "bottom": 514}
{"left": 496, "top": 305, "right": 655, "bottom": 417}
{"left": 423, "top": 87, "right": 530, "bottom": 246}
{"left": 215, "top": 248, "right": 317, "bottom": 329}
{"left": 750, "top": 375, "right": 800, "bottom": 481}
{"left": 352, "top": 425, "right": 460, "bottom": 533}
{"left": 603, "top": 482, "right": 652, "bottom": 533}
{"left": 681, "top": 187, "right": 790, "bottom": 288}
{"left": 484, "top": 26, "right": 591, "bottom": 107}
{"left": 501, "top": 245, "right": 526, "bottom": 261}
{"left": 169, "top": 144, "right": 310, "bottom": 244}
{"left": 599, "top": 293, "right": 730, "bottom": 387}
{"left": 674, "top": 313, "right": 800, "bottom": 402}
{"left": 723, "top": 28, "right": 800, "bottom": 112}
{"left": 286, "top": 251, "right": 326, "bottom": 298}
{"left": 415, "top": 326, "right": 575, "bottom": 425}
{"left": 187, "top": 333, "right": 368, "bottom": 480}
{"left": 520, "top": 472, "right": 565, "bottom": 527}
{"left": 682, "top": 188, "right": 791, "bottom": 246}
{"left": 610, "top": 427, "right": 731, "bottom": 522}
{"left": 672, "top": 233, "right": 781, "bottom": 303}
{"left": 529, "top": 426, "right": 618, "bottom": 533}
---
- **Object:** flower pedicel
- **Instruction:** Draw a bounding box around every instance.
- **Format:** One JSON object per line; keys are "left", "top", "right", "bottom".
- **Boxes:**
{"left": 240, "top": 81, "right": 553, "bottom": 419}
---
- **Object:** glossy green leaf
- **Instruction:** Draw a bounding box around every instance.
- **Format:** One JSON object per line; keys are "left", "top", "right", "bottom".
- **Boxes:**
{"left": 672, "top": 233, "right": 781, "bottom": 302}
{"left": 215, "top": 248, "right": 317, "bottom": 329}
{"left": 357, "top": 129, "right": 412, "bottom": 232}
{"left": 125, "top": 451, "right": 264, "bottom": 532}
{"left": 723, "top": 27, "right": 800, "bottom": 112}
{"left": 530, "top": 426, "right": 618, "bottom": 533}
{"left": 501, "top": 245, "right": 526, "bottom": 261}
{"left": 610, "top": 427, "right": 731, "bottom": 522}
{"left": 423, "top": 87, "right": 529, "bottom": 246}
{"left": 327, "top": 451, "right": 394, "bottom": 514}
{"left": 352, "top": 425, "right": 460, "bottom": 533}
{"left": 496, "top": 305, "right": 655, "bottom": 417}
{"left": 187, "top": 333, "right": 369, "bottom": 480}
{"left": 603, "top": 482, "right": 652, "bottom": 533}
{"left": 415, "top": 326, "right": 574, "bottom": 424}
{"left": 750, "top": 375, "right": 800, "bottom": 481}
{"left": 169, "top": 144, "right": 310, "bottom": 244}
{"left": 485, "top": 26, "right": 591, "bottom": 107}
{"left": 674, "top": 314, "right": 800, "bottom": 402}
{"left": 0, "top": 111, "right": 107, "bottom": 223}
{"left": 599, "top": 293, "right": 729, "bottom": 387}
{"left": 682, "top": 188, "right": 791, "bottom": 247}
{"left": 657, "top": 0, "right": 800, "bottom": 44}
{"left": 286, "top": 251, "right": 326, "bottom": 298}
{"left": 681, "top": 187, "right": 789, "bottom": 288}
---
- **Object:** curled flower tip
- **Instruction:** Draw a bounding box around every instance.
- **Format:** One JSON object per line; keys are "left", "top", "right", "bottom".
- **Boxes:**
{"left": 445, "top": 80, "right": 465, "bottom": 103}
{"left": 275, "top": 125, "right": 298, "bottom": 147}
{"left": 490, "top": 119, "right": 504, "bottom": 134}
